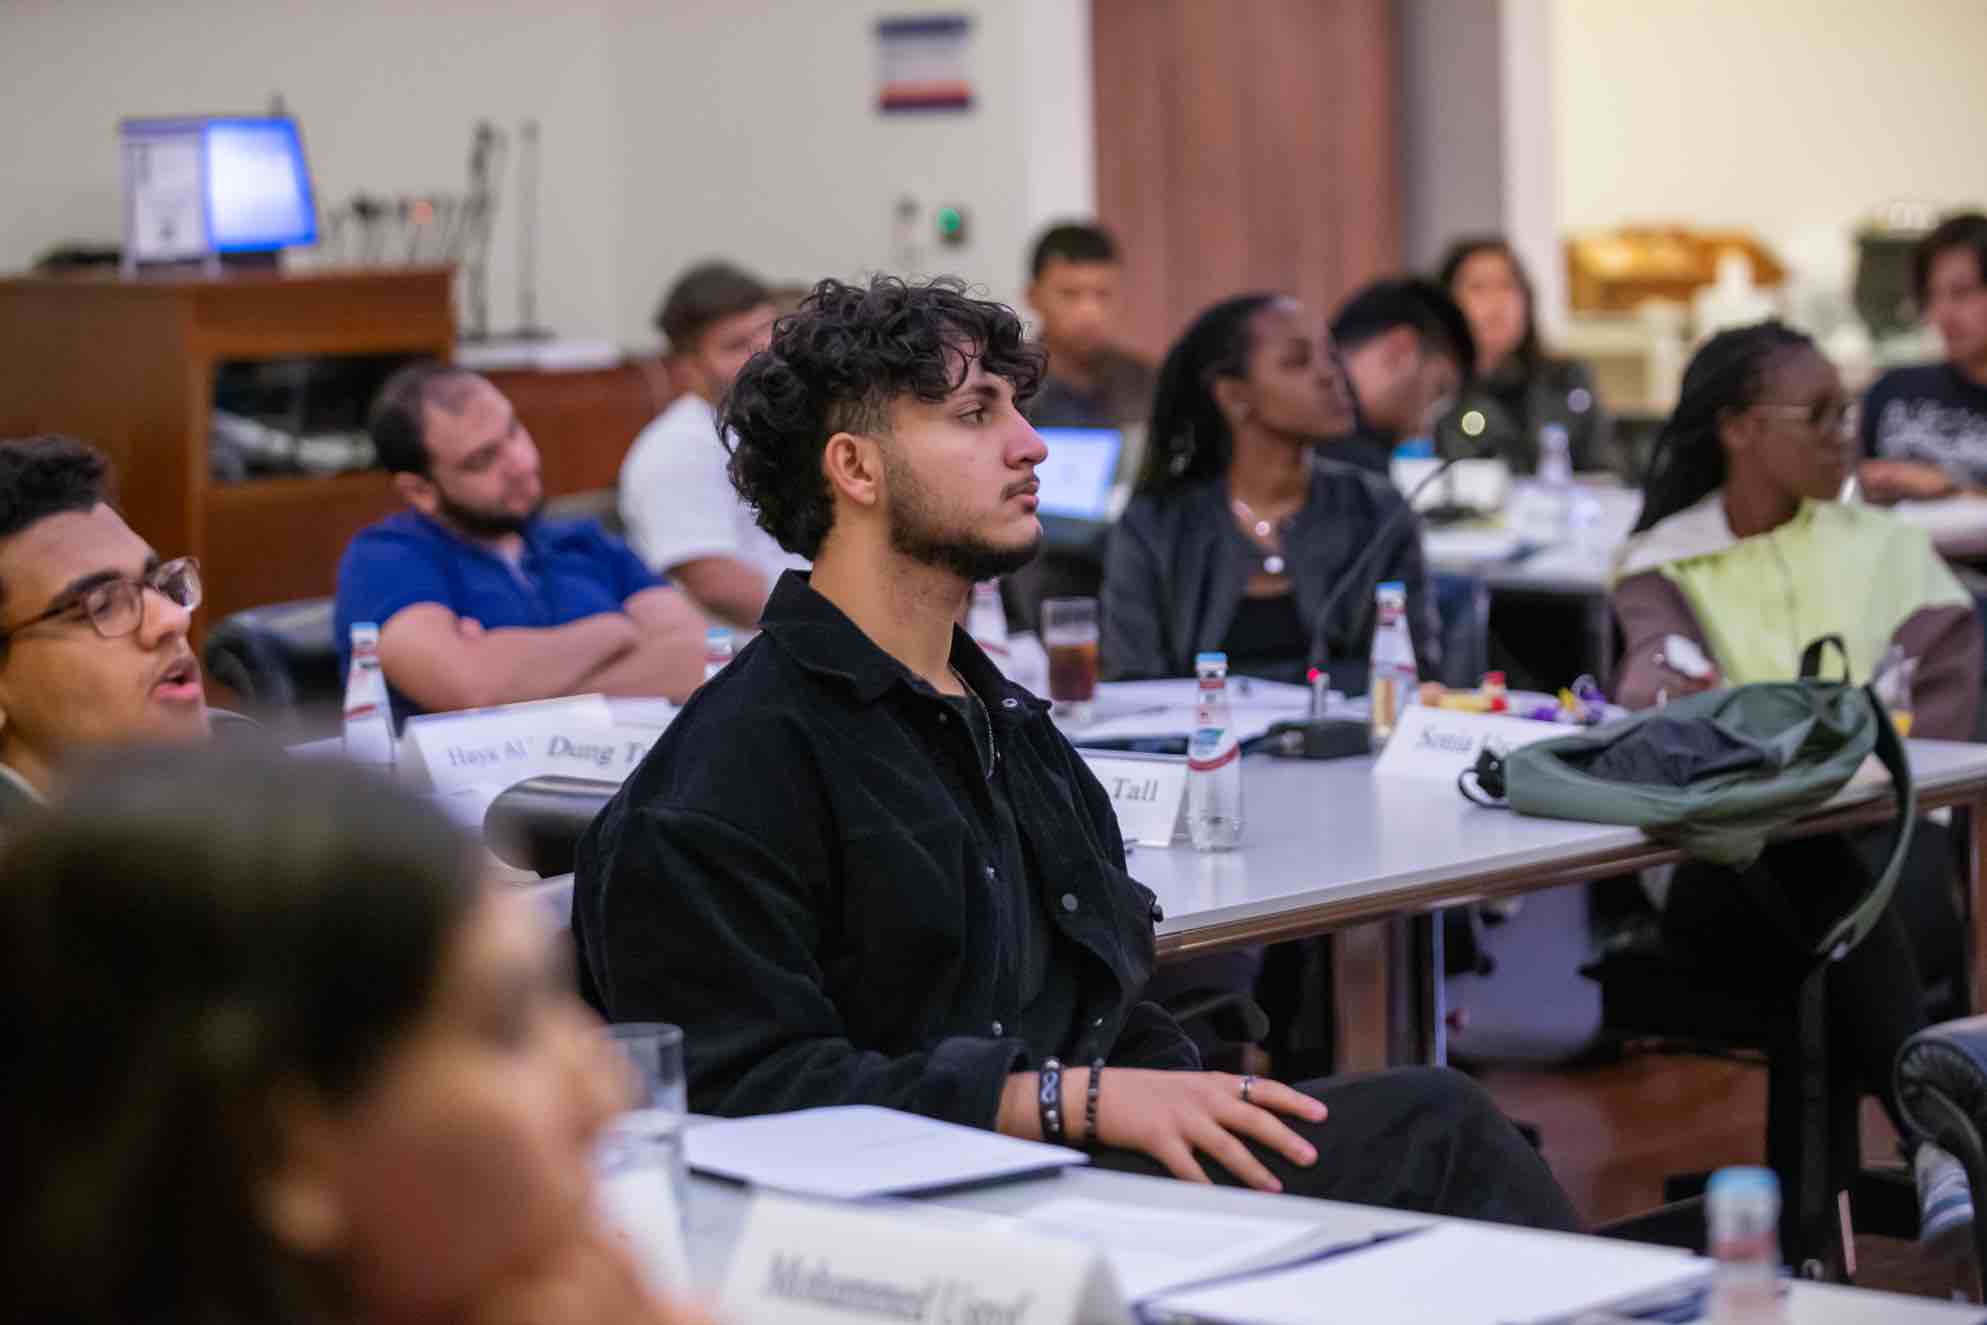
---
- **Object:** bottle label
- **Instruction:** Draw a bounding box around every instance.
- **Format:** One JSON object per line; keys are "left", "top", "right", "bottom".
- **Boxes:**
{"left": 1187, "top": 726, "right": 1238, "bottom": 771}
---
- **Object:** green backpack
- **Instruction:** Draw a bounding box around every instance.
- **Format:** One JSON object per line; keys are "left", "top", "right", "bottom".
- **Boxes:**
{"left": 1461, "top": 636, "right": 1913, "bottom": 962}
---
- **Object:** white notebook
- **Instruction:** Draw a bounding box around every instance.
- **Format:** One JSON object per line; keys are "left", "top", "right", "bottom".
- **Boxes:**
{"left": 684, "top": 1105, "right": 1087, "bottom": 1200}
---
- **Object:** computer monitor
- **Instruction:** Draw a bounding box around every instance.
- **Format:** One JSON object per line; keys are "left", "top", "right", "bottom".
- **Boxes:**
{"left": 1033, "top": 426, "right": 1123, "bottom": 521}
{"left": 122, "top": 115, "right": 317, "bottom": 266}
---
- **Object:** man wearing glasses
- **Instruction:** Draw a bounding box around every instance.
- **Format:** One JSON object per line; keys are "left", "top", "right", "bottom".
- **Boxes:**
{"left": 0, "top": 436, "right": 207, "bottom": 816}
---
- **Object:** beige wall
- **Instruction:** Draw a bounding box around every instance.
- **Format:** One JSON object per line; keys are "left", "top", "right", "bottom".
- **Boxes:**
{"left": 0, "top": 0, "right": 1095, "bottom": 349}
{"left": 0, "top": 0, "right": 625, "bottom": 341}
{"left": 1553, "top": 0, "right": 1987, "bottom": 252}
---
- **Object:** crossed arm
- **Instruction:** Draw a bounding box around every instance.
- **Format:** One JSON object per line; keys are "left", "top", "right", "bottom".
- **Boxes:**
{"left": 378, "top": 585, "right": 706, "bottom": 713}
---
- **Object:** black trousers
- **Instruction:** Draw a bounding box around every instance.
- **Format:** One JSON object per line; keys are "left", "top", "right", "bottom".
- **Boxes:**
{"left": 1661, "top": 822, "right": 1958, "bottom": 1131}
{"left": 1089, "top": 1066, "right": 1582, "bottom": 1232}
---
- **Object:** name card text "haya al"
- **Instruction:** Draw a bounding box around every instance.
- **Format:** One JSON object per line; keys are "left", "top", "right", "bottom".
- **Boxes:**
{"left": 403, "top": 694, "right": 667, "bottom": 794}
{"left": 721, "top": 1194, "right": 1130, "bottom": 1325}
{"left": 1078, "top": 751, "right": 1187, "bottom": 847}
{"left": 1371, "top": 704, "right": 1561, "bottom": 783}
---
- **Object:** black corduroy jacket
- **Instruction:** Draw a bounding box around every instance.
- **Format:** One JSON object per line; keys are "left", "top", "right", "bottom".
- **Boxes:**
{"left": 573, "top": 572, "right": 1195, "bottom": 1129}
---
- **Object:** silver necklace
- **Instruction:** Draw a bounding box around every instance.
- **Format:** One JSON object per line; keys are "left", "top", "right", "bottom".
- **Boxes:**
{"left": 950, "top": 665, "right": 996, "bottom": 780}
{"left": 1230, "top": 495, "right": 1296, "bottom": 576}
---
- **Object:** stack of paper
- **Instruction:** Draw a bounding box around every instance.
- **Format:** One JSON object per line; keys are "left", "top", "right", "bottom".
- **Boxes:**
{"left": 1148, "top": 1222, "right": 1707, "bottom": 1325}
{"left": 684, "top": 1105, "right": 1087, "bottom": 1199}
{"left": 998, "top": 1196, "right": 1418, "bottom": 1302}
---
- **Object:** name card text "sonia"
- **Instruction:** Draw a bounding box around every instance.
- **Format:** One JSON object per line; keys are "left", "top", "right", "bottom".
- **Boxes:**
{"left": 721, "top": 1194, "right": 1130, "bottom": 1325}
{"left": 1078, "top": 751, "right": 1187, "bottom": 847}
{"left": 402, "top": 694, "right": 667, "bottom": 795}
{"left": 1372, "top": 705, "right": 1561, "bottom": 784}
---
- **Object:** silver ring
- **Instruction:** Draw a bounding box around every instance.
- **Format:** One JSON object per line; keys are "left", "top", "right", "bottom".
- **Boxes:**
{"left": 1240, "top": 1075, "right": 1256, "bottom": 1104}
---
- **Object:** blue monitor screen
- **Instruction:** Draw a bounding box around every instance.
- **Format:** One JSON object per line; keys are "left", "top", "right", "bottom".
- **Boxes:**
{"left": 204, "top": 117, "right": 317, "bottom": 252}
{"left": 1032, "top": 427, "right": 1123, "bottom": 521}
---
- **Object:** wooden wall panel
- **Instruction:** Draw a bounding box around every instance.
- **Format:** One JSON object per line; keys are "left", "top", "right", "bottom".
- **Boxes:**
{"left": 1093, "top": 0, "right": 1400, "bottom": 359}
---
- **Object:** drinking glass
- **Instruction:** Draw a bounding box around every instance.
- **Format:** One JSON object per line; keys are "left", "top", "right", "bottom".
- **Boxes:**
{"left": 595, "top": 1023, "right": 692, "bottom": 1289}
{"left": 1043, "top": 596, "right": 1100, "bottom": 725}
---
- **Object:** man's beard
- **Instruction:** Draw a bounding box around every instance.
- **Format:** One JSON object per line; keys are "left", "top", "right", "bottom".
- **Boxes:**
{"left": 437, "top": 490, "right": 542, "bottom": 539}
{"left": 883, "top": 452, "right": 1040, "bottom": 582}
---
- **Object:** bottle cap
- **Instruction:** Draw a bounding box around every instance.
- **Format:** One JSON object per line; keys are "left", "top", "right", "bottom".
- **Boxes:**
{"left": 1194, "top": 651, "right": 1228, "bottom": 666}
{"left": 1706, "top": 1166, "right": 1779, "bottom": 1201}
{"left": 1393, "top": 437, "right": 1436, "bottom": 460}
{"left": 1375, "top": 580, "right": 1405, "bottom": 596}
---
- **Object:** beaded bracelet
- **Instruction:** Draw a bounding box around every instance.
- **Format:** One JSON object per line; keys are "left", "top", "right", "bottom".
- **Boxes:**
{"left": 1038, "top": 1058, "right": 1066, "bottom": 1144}
{"left": 1084, "top": 1059, "right": 1105, "bottom": 1147}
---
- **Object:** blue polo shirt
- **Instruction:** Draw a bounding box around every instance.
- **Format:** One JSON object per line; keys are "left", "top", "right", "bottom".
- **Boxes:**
{"left": 333, "top": 510, "right": 666, "bottom": 722}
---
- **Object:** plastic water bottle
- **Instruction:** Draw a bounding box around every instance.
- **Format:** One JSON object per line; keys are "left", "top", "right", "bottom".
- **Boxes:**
{"left": 342, "top": 623, "right": 395, "bottom": 770}
{"left": 1705, "top": 1167, "right": 1786, "bottom": 1323}
{"left": 1367, "top": 582, "right": 1418, "bottom": 747}
{"left": 1187, "top": 651, "right": 1244, "bottom": 850}
{"left": 1538, "top": 421, "right": 1575, "bottom": 539}
{"left": 702, "top": 626, "right": 734, "bottom": 684}
{"left": 967, "top": 580, "right": 1010, "bottom": 663}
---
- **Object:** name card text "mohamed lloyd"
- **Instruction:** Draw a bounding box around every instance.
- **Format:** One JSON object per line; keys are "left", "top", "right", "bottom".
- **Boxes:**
{"left": 1371, "top": 705, "right": 1561, "bottom": 784}
{"left": 402, "top": 694, "right": 668, "bottom": 794}
{"left": 1078, "top": 751, "right": 1188, "bottom": 847}
{"left": 721, "top": 1194, "right": 1130, "bottom": 1325}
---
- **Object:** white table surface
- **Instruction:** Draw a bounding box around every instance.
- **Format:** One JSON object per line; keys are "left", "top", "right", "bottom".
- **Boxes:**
{"left": 678, "top": 1162, "right": 1986, "bottom": 1323}
{"left": 1138, "top": 741, "right": 1987, "bottom": 959}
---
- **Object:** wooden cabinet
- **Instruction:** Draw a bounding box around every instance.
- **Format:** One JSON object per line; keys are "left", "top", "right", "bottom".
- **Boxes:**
{"left": 0, "top": 268, "right": 454, "bottom": 623}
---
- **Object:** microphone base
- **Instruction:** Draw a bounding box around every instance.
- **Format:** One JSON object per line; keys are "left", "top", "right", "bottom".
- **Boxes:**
{"left": 1262, "top": 717, "right": 1372, "bottom": 761}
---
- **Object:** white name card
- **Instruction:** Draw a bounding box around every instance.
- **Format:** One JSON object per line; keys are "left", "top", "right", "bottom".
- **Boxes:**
{"left": 402, "top": 694, "right": 670, "bottom": 794}
{"left": 1372, "top": 704, "right": 1563, "bottom": 783}
{"left": 1079, "top": 751, "right": 1187, "bottom": 847}
{"left": 722, "top": 1194, "right": 1130, "bottom": 1325}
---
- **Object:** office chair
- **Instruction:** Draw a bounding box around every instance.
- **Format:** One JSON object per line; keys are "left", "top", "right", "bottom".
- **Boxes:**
{"left": 203, "top": 596, "right": 340, "bottom": 716}
{"left": 1585, "top": 830, "right": 1949, "bottom": 1278}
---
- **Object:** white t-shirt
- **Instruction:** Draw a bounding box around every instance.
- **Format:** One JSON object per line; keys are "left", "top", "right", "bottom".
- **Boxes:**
{"left": 619, "top": 393, "right": 807, "bottom": 586}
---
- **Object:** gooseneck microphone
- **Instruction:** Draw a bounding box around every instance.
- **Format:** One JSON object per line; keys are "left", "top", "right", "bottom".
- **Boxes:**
{"left": 1266, "top": 445, "right": 1486, "bottom": 760}
{"left": 1305, "top": 447, "right": 1478, "bottom": 691}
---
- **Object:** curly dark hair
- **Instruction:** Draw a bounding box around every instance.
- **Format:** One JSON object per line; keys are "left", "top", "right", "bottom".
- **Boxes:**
{"left": 0, "top": 435, "right": 112, "bottom": 610}
{"left": 720, "top": 275, "right": 1044, "bottom": 559}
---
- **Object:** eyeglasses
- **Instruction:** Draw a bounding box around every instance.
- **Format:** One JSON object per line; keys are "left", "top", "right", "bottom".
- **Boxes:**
{"left": 0, "top": 557, "right": 202, "bottom": 644}
{"left": 1753, "top": 399, "right": 1859, "bottom": 437}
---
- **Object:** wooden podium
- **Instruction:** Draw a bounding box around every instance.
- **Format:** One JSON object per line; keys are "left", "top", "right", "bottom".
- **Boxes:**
{"left": 0, "top": 268, "right": 454, "bottom": 622}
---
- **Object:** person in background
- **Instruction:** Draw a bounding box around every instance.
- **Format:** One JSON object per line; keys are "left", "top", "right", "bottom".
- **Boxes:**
{"left": 1102, "top": 293, "right": 1438, "bottom": 689}
{"left": 621, "top": 261, "right": 803, "bottom": 627}
{"left": 1436, "top": 236, "right": 1615, "bottom": 475}
{"left": 575, "top": 275, "right": 1576, "bottom": 1230}
{"left": 1, "top": 749, "right": 710, "bottom": 1325}
{"left": 335, "top": 362, "right": 705, "bottom": 723}
{"left": 0, "top": 435, "right": 207, "bottom": 819}
{"left": 1613, "top": 320, "right": 1978, "bottom": 1252}
{"left": 1861, "top": 212, "right": 1987, "bottom": 503}
{"left": 1024, "top": 221, "right": 1155, "bottom": 436}
{"left": 1327, "top": 277, "right": 1475, "bottom": 476}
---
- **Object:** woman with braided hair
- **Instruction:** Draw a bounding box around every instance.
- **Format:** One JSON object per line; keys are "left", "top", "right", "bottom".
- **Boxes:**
{"left": 1612, "top": 320, "right": 1982, "bottom": 1250}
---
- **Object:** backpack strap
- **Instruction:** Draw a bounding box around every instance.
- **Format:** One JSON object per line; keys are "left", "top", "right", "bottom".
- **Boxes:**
{"left": 1810, "top": 686, "right": 1916, "bottom": 961}
{"left": 1799, "top": 634, "right": 1850, "bottom": 683}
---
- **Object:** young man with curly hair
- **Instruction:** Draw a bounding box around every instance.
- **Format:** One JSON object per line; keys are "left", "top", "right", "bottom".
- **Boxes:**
{"left": 572, "top": 276, "right": 1576, "bottom": 1227}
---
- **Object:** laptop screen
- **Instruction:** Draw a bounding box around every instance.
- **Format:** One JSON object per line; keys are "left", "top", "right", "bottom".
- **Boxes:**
{"left": 1033, "top": 427, "right": 1122, "bottom": 520}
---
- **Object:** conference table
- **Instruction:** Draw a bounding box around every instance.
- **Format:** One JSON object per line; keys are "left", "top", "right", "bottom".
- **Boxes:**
{"left": 675, "top": 1158, "right": 1986, "bottom": 1323}
{"left": 1421, "top": 478, "right": 1641, "bottom": 691}
{"left": 1131, "top": 741, "right": 1987, "bottom": 1071}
